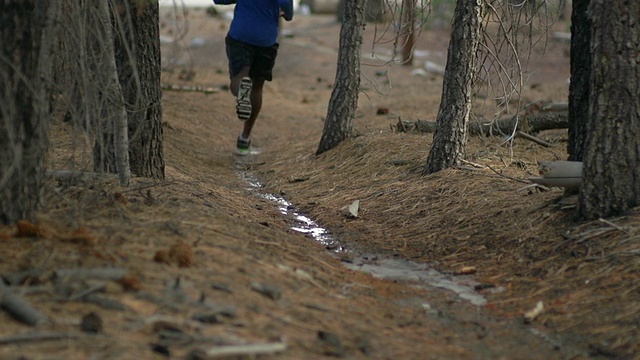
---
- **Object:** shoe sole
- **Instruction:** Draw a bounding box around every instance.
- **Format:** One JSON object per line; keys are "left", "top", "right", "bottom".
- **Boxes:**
{"left": 236, "top": 77, "right": 252, "bottom": 121}
{"left": 234, "top": 147, "right": 262, "bottom": 156}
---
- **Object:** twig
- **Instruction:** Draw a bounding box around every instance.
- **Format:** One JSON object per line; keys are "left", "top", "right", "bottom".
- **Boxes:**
{"left": 203, "top": 341, "right": 287, "bottom": 358}
{"left": 598, "top": 218, "right": 627, "bottom": 233}
{"left": 516, "top": 131, "right": 551, "bottom": 147}
{"left": 486, "top": 165, "right": 530, "bottom": 184}
{"left": 46, "top": 170, "right": 118, "bottom": 181}
{"left": 459, "top": 158, "right": 485, "bottom": 168}
{"left": 67, "top": 282, "right": 106, "bottom": 301}
{"left": 0, "top": 332, "right": 88, "bottom": 345}
{"left": 83, "top": 294, "right": 128, "bottom": 311}
{"left": 0, "top": 282, "right": 47, "bottom": 326}
{"left": 119, "top": 180, "right": 178, "bottom": 194}
{"left": 516, "top": 183, "right": 550, "bottom": 193}
{"left": 54, "top": 268, "right": 128, "bottom": 282}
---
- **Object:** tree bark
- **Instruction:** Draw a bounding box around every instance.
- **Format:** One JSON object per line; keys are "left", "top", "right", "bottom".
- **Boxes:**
{"left": 400, "top": 0, "right": 415, "bottom": 66}
{"left": 578, "top": 0, "right": 640, "bottom": 219}
{"left": 112, "top": 0, "right": 165, "bottom": 179}
{"left": 424, "top": 0, "right": 484, "bottom": 174}
{"left": 567, "top": 0, "right": 591, "bottom": 162}
{"left": 0, "top": 1, "right": 60, "bottom": 224}
{"left": 316, "top": 0, "right": 366, "bottom": 155}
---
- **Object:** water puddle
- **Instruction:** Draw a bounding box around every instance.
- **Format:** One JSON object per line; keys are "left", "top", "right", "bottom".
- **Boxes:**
{"left": 344, "top": 258, "right": 488, "bottom": 306}
{"left": 240, "top": 172, "right": 489, "bottom": 306}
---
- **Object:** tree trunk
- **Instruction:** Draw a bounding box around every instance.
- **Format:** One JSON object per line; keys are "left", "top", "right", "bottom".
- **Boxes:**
{"left": 316, "top": 0, "right": 365, "bottom": 155}
{"left": 400, "top": 0, "right": 415, "bottom": 66}
{"left": 113, "top": 0, "right": 165, "bottom": 179}
{"left": 337, "top": 0, "right": 383, "bottom": 23}
{"left": 578, "top": 0, "right": 640, "bottom": 219}
{"left": 567, "top": 0, "right": 591, "bottom": 162}
{"left": 0, "top": 1, "right": 60, "bottom": 224}
{"left": 424, "top": 0, "right": 484, "bottom": 174}
{"left": 94, "top": 0, "right": 131, "bottom": 186}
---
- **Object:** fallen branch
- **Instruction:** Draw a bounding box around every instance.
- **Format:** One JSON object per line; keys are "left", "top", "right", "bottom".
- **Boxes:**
{"left": 394, "top": 112, "right": 568, "bottom": 136}
{"left": 161, "top": 83, "right": 220, "bottom": 94}
{"left": 83, "top": 294, "right": 128, "bottom": 311}
{"left": 0, "top": 332, "right": 87, "bottom": 345}
{"left": 202, "top": 341, "right": 287, "bottom": 358}
{"left": 54, "top": 268, "right": 128, "bottom": 282}
{"left": 0, "top": 282, "right": 47, "bottom": 326}
{"left": 486, "top": 165, "right": 530, "bottom": 184}
{"left": 46, "top": 170, "right": 118, "bottom": 181}
{"left": 3, "top": 269, "right": 48, "bottom": 286}
{"left": 516, "top": 131, "right": 551, "bottom": 147}
{"left": 67, "top": 282, "right": 106, "bottom": 301}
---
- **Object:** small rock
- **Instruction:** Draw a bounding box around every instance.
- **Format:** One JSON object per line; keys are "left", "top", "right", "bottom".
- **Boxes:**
{"left": 251, "top": 282, "right": 281, "bottom": 301}
{"left": 211, "top": 283, "right": 232, "bottom": 293}
{"left": 192, "top": 313, "right": 220, "bottom": 324}
{"left": 80, "top": 312, "right": 103, "bottom": 333}
{"left": 151, "top": 343, "right": 170, "bottom": 357}
{"left": 317, "top": 331, "right": 346, "bottom": 357}
{"left": 376, "top": 107, "right": 389, "bottom": 115}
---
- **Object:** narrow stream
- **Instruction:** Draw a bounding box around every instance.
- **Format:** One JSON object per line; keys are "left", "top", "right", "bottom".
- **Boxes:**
{"left": 241, "top": 172, "right": 491, "bottom": 307}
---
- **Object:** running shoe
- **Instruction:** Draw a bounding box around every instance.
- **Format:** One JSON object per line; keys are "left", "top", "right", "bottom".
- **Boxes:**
{"left": 236, "top": 136, "right": 251, "bottom": 156}
{"left": 236, "top": 77, "right": 252, "bottom": 121}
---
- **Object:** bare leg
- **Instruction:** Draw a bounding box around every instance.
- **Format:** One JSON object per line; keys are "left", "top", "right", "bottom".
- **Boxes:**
{"left": 229, "top": 67, "right": 265, "bottom": 140}
{"left": 229, "top": 67, "right": 250, "bottom": 97}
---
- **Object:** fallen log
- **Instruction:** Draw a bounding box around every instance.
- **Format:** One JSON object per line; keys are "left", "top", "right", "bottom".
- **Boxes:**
{"left": 161, "top": 83, "right": 220, "bottom": 94}
{"left": 529, "top": 161, "right": 582, "bottom": 189}
{"left": 0, "top": 332, "right": 88, "bottom": 345}
{"left": 0, "top": 282, "right": 47, "bottom": 326}
{"left": 54, "top": 268, "right": 128, "bottom": 282}
{"left": 394, "top": 112, "right": 568, "bottom": 136}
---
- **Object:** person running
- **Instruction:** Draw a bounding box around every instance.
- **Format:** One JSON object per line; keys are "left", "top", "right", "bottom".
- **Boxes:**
{"left": 213, "top": 0, "right": 294, "bottom": 155}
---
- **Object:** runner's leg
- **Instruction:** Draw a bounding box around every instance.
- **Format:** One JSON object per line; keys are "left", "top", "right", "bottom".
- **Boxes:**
{"left": 241, "top": 78, "right": 264, "bottom": 139}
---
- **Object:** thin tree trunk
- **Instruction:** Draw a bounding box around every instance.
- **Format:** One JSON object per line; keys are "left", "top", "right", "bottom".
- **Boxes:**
{"left": 424, "top": 0, "right": 484, "bottom": 174}
{"left": 400, "top": 0, "right": 415, "bottom": 65}
{"left": 578, "top": 0, "right": 640, "bottom": 219}
{"left": 113, "top": 0, "right": 165, "bottom": 179}
{"left": 0, "top": 1, "right": 60, "bottom": 224}
{"left": 567, "top": 0, "right": 591, "bottom": 162}
{"left": 316, "top": 0, "right": 365, "bottom": 155}
{"left": 95, "top": 0, "right": 131, "bottom": 186}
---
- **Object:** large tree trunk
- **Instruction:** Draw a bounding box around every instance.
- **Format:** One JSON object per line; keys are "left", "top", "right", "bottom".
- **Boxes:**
{"left": 0, "top": 1, "right": 60, "bottom": 224}
{"left": 424, "top": 0, "right": 484, "bottom": 174}
{"left": 578, "top": 0, "right": 640, "bottom": 219}
{"left": 113, "top": 0, "right": 165, "bottom": 179}
{"left": 316, "top": 0, "right": 365, "bottom": 155}
{"left": 567, "top": 0, "right": 591, "bottom": 162}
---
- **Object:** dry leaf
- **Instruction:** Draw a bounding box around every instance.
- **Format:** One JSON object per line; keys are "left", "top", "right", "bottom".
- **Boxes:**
{"left": 15, "top": 220, "right": 45, "bottom": 238}
{"left": 153, "top": 249, "right": 171, "bottom": 264}
{"left": 120, "top": 274, "right": 142, "bottom": 292}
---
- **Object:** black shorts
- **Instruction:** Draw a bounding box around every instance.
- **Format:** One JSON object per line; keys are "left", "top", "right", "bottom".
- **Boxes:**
{"left": 225, "top": 36, "right": 279, "bottom": 82}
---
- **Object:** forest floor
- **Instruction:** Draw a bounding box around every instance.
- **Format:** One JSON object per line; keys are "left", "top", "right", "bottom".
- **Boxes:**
{"left": 0, "top": 7, "right": 639, "bottom": 360}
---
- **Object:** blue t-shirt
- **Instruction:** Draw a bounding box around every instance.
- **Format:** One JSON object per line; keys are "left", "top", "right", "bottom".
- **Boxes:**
{"left": 214, "top": 0, "right": 294, "bottom": 47}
